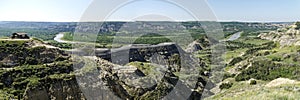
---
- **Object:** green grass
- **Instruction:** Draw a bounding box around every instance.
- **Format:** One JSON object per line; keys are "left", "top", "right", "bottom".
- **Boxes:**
{"left": 26, "top": 76, "right": 40, "bottom": 87}
{"left": 211, "top": 35, "right": 300, "bottom": 99}
{"left": 0, "top": 90, "right": 15, "bottom": 99}
{"left": 207, "top": 79, "right": 300, "bottom": 100}
{"left": 222, "top": 38, "right": 300, "bottom": 80}
{"left": 224, "top": 48, "right": 247, "bottom": 62}
{"left": 127, "top": 62, "right": 161, "bottom": 75}
{"left": 266, "top": 45, "right": 300, "bottom": 64}
{"left": 236, "top": 37, "right": 271, "bottom": 45}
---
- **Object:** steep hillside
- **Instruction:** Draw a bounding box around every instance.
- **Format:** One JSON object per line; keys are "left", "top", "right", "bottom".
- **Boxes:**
{"left": 74, "top": 51, "right": 212, "bottom": 99}
{"left": 205, "top": 23, "right": 300, "bottom": 99}
{"left": 0, "top": 39, "right": 212, "bottom": 99}
{"left": 0, "top": 39, "right": 80, "bottom": 99}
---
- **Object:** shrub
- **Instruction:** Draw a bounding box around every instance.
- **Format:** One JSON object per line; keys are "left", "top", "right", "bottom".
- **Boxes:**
{"left": 55, "top": 56, "right": 67, "bottom": 61}
{"left": 219, "top": 82, "right": 233, "bottom": 90}
{"left": 250, "top": 80, "right": 257, "bottom": 85}
{"left": 222, "top": 73, "right": 235, "bottom": 80}
{"left": 235, "top": 60, "right": 300, "bottom": 81}
{"left": 271, "top": 57, "right": 282, "bottom": 62}
{"left": 295, "top": 22, "right": 300, "bottom": 30}
{"left": 264, "top": 51, "right": 270, "bottom": 55}
{"left": 229, "top": 57, "right": 243, "bottom": 66}
{"left": 25, "top": 57, "right": 38, "bottom": 65}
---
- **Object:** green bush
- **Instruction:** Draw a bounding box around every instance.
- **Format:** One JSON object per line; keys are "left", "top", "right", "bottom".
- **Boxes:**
{"left": 235, "top": 60, "right": 300, "bottom": 81}
{"left": 229, "top": 57, "right": 243, "bottom": 66}
{"left": 223, "top": 73, "right": 235, "bottom": 80}
{"left": 219, "top": 82, "right": 233, "bottom": 90}
{"left": 295, "top": 22, "right": 300, "bottom": 30}
{"left": 271, "top": 57, "right": 282, "bottom": 62}
{"left": 250, "top": 80, "right": 257, "bottom": 85}
{"left": 25, "top": 57, "right": 38, "bottom": 65}
{"left": 55, "top": 56, "right": 67, "bottom": 61}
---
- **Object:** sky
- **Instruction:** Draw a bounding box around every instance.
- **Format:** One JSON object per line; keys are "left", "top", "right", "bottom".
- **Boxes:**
{"left": 0, "top": 0, "right": 299, "bottom": 22}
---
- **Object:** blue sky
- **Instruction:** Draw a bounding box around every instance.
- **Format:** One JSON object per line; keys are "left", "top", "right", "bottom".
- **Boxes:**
{"left": 208, "top": 0, "right": 300, "bottom": 22}
{"left": 0, "top": 0, "right": 299, "bottom": 22}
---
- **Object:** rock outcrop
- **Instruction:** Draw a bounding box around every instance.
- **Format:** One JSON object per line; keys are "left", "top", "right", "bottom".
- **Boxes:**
{"left": 259, "top": 22, "right": 300, "bottom": 46}
{"left": 186, "top": 41, "right": 203, "bottom": 53}
{"left": 0, "top": 39, "right": 212, "bottom": 99}
{"left": 73, "top": 46, "right": 211, "bottom": 99}
{"left": 23, "top": 79, "right": 85, "bottom": 100}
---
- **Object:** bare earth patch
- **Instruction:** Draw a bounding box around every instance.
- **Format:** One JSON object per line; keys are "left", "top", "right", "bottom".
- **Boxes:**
{"left": 265, "top": 78, "right": 299, "bottom": 87}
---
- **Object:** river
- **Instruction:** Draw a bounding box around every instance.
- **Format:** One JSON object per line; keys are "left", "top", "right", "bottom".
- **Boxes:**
{"left": 228, "top": 32, "right": 242, "bottom": 41}
{"left": 54, "top": 33, "right": 77, "bottom": 44}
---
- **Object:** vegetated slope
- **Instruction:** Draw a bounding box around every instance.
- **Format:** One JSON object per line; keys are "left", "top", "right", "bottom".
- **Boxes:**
{"left": 206, "top": 22, "right": 300, "bottom": 99}
{"left": 0, "top": 39, "right": 64, "bottom": 67}
{"left": 0, "top": 39, "right": 83, "bottom": 99}
{"left": 0, "top": 39, "right": 122, "bottom": 99}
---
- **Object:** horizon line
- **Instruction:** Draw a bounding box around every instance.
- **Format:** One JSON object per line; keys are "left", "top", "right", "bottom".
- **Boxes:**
{"left": 0, "top": 20, "right": 297, "bottom": 23}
